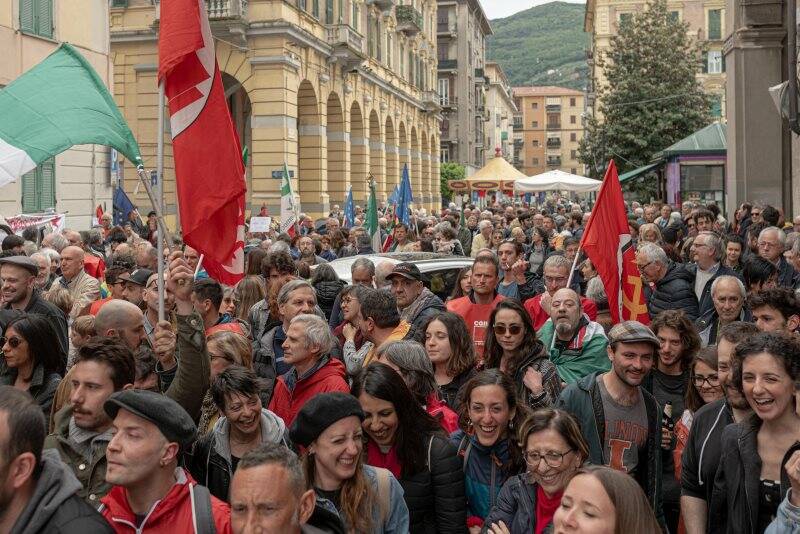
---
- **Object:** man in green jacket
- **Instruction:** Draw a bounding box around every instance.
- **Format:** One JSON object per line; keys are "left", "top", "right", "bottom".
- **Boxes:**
{"left": 537, "top": 288, "right": 610, "bottom": 384}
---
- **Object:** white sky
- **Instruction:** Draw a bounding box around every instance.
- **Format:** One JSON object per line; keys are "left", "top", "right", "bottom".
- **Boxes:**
{"left": 479, "top": 0, "right": 585, "bottom": 20}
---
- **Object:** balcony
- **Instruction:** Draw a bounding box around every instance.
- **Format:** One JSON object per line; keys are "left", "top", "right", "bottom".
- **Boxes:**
{"left": 546, "top": 122, "right": 561, "bottom": 130}
{"left": 547, "top": 156, "right": 562, "bottom": 167}
{"left": 326, "top": 25, "right": 367, "bottom": 70}
{"left": 546, "top": 138, "right": 561, "bottom": 149}
{"left": 440, "top": 95, "right": 458, "bottom": 109}
{"left": 396, "top": 5, "right": 423, "bottom": 35}
{"left": 206, "top": 0, "right": 245, "bottom": 19}
{"left": 422, "top": 91, "right": 441, "bottom": 112}
{"left": 437, "top": 22, "right": 457, "bottom": 36}
{"left": 545, "top": 104, "right": 561, "bottom": 112}
{"left": 366, "top": 0, "right": 395, "bottom": 9}
{"left": 514, "top": 138, "right": 524, "bottom": 147}
{"left": 438, "top": 59, "right": 458, "bottom": 70}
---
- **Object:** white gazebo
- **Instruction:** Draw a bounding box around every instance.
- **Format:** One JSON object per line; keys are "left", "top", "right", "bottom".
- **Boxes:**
{"left": 514, "top": 169, "right": 602, "bottom": 193}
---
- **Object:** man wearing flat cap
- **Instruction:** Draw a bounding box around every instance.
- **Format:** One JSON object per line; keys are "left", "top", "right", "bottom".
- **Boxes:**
{"left": 556, "top": 320, "right": 666, "bottom": 529}
{"left": 99, "top": 390, "right": 232, "bottom": 532}
{"left": 387, "top": 262, "right": 445, "bottom": 343}
{"left": 0, "top": 256, "right": 68, "bottom": 354}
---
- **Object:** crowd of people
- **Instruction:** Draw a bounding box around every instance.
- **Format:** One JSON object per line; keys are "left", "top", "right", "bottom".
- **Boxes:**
{"left": 0, "top": 197, "right": 798, "bottom": 533}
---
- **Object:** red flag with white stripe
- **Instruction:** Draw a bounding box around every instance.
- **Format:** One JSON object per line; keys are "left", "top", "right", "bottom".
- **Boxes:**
{"left": 158, "top": 0, "right": 245, "bottom": 285}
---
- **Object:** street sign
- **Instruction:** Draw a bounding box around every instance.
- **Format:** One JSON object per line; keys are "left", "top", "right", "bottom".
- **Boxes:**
{"left": 272, "top": 170, "right": 295, "bottom": 179}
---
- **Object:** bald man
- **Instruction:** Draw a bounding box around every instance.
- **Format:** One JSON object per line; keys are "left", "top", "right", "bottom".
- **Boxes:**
{"left": 54, "top": 246, "right": 100, "bottom": 319}
{"left": 95, "top": 300, "right": 148, "bottom": 350}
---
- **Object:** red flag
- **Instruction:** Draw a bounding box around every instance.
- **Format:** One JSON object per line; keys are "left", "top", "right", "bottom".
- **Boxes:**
{"left": 158, "top": 0, "right": 245, "bottom": 286}
{"left": 580, "top": 161, "right": 650, "bottom": 324}
{"left": 95, "top": 205, "right": 103, "bottom": 220}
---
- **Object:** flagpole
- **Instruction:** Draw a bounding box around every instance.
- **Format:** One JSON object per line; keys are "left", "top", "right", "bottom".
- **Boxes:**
{"left": 155, "top": 81, "right": 166, "bottom": 322}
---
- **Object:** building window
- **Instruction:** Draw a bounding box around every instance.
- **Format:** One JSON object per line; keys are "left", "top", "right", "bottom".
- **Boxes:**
{"left": 21, "top": 157, "right": 55, "bottom": 213}
{"left": 571, "top": 149, "right": 577, "bottom": 159}
{"left": 532, "top": 102, "right": 538, "bottom": 109}
{"left": 570, "top": 115, "right": 576, "bottom": 124}
{"left": 438, "top": 78, "right": 449, "bottom": 106}
{"left": 708, "top": 9, "right": 722, "bottom": 40}
{"left": 618, "top": 12, "right": 632, "bottom": 26}
{"left": 441, "top": 147, "right": 450, "bottom": 163}
{"left": 352, "top": 3, "right": 358, "bottom": 30}
{"left": 532, "top": 139, "right": 540, "bottom": 147}
{"left": 709, "top": 95, "right": 722, "bottom": 118}
{"left": 532, "top": 158, "right": 539, "bottom": 165}
{"left": 20, "top": 0, "right": 53, "bottom": 37}
{"left": 325, "top": 0, "right": 334, "bottom": 23}
{"left": 669, "top": 10, "right": 680, "bottom": 22}
{"left": 571, "top": 168, "right": 577, "bottom": 174}
{"left": 532, "top": 121, "right": 538, "bottom": 128}
{"left": 570, "top": 132, "right": 577, "bottom": 142}
{"left": 569, "top": 97, "right": 576, "bottom": 107}
{"left": 706, "top": 50, "right": 723, "bottom": 74}
{"left": 312, "top": 0, "right": 319, "bottom": 18}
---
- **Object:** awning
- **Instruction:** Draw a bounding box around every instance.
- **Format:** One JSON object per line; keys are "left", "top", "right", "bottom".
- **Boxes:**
{"left": 619, "top": 162, "right": 661, "bottom": 182}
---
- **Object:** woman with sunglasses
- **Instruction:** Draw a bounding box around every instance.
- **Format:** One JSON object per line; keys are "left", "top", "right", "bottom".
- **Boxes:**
{"left": 485, "top": 409, "right": 589, "bottom": 534}
{"left": 0, "top": 314, "right": 63, "bottom": 416}
{"left": 353, "top": 363, "right": 467, "bottom": 533}
{"left": 451, "top": 369, "right": 530, "bottom": 527}
{"left": 484, "top": 300, "right": 561, "bottom": 411}
{"left": 424, "top": 312, "right": 477, "bottom": 410}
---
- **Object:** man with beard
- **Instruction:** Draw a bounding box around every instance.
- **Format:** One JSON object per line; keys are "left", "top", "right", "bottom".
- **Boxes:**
{"left": 296, "top": 236, "right": 327, "bottom": 266}
{"left": 557, "top": 321, "right": 665, "bottom": 528}
{"left": 387, "top": 263, "right": 445, "bottom": 343}
{"left": 645, "top": 310, "right": 702, "bottom": 534}
{"left": 536, "top": 288, "right": 609, "bottom": 384}
{"left": 681, "top": 322, "right": 758, "bottom": 534}
{"left": 524, "top": 254, "right": 597, "bottom": 330}
{"left": 0, "top": 387, "right": 112, "bottom": 533}
{"left": 0, "top": 256, "right": 68, "bottom": 355}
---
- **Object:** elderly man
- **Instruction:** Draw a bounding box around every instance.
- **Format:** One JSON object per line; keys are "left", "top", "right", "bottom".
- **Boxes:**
{"left": 636, "top": 242, "right": 699, "bottom": 321}
{"left": 524, "top": 254, "right": 597, "bottom": 330}
{"left": 387, "top": 262, "right": 445, "bottom": 343}
{"left": 54, "top": 245, "right": 101, "bottom": 319}
{"left": 0, "top": 256, "right": 68, "bottom": 354}
{"left": 29, "top": 252, "right": 52, "bottom": 290}
{"left": 757, "top": 226, "right": 797, "bottom": 287}
{"left": 689, "top": 231, "right": 740, "bottom": 319}
{"left": 268, "top": 314, "right": 348, "bottom": 426}
{"left": 536, "top": 288, "right": 609, "bottom": 384}
{"left": 325, "top": 217, "right": 340, "bottom": 235}
{"left": 697, "top": 275, "right": 749, "bottom": 346}
{"left": 470, "top": 220, "right": 493, "bottom": 258}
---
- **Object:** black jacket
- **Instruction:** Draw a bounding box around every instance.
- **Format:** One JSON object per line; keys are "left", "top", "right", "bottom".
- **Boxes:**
{"left": 402, "top": 289, "right": 446, "bottom": 344}
{"left": 776, "top": 256, "right": 798, "bottom": 288}
{"left": 3, "top": 290, "right": 69, "bottom": 363}
{"left": 710, "top": 416, "right": 800, "bottom": 533}
{"left": 400, "top": 434, "right": 468, "bottom": 534}
{"left": 646, "top": 261, "right": 699, "bottom": 321}
{"left": 681, "top": 399, "right": 733, "bottom": 507}
{"left": 440, "top": 367, "right": 477, "bottom": 411}
{"left": 0, "top": 361, "right": 61, "bottom": 418}
{"left": 686, "top": 263, "right": 741, "bottom": 320}
{"left": 313, "top": 279, "right": 346, "bottom": 321}
{"left": 483, "top": 474, "right": 552, "bottom": 534}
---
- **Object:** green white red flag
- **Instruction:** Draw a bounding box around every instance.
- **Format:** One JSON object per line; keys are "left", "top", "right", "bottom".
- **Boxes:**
{"left": 280, "top": 163, "right": 298, "bottom": 237}
{"left": 364, "top": 178, "right": 382, "bottom": 252}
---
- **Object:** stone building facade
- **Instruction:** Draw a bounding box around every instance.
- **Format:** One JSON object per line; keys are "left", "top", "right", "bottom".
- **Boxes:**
{"left": 484, "top": 62, "right": 516, "bottom": 161}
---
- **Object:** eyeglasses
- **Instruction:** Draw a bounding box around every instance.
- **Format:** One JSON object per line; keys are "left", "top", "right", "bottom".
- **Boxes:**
{"left": 493, "top": 324, "right": 523, "bottom": 336}
{"left": 0, "top": 336, "right": 22, "bottom": 349}
{"left": 524, "top": 449, "right": 575, "bottom": 468}
{"left": 636, "top": 261, "right": 654, "bottom": 272}
{"left": 692, "top": 374, "right": 720, "bottom": 387}
{"left": 544, "top": 276, "right": 568, "bottom": 285}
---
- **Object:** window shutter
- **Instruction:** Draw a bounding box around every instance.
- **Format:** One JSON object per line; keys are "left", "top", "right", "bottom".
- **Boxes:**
{"left": 20, "top": 168, "right": 37, "bottom": 213}
{"left": 39, "top": 157, "right": 56, "bottom": 210}
{"left": 325, "top": 0, "right": 333, "bottom": 24}
{"left": 708, "top": 10, "right": 721, "bottom": 40}
{"left": 701, "top": 51, "right": 708, "bottom": 73}
{"left": 111, "top": 0, "right": 128, "bottom": 7}
{"left": 721, "top": 53, "right": 726, "bottom": 72}
{"left": 19, "top": 0, "right": 35, "bottom": 33}
{"left": 36, "top": 0, "right": 53, "bottom": 38}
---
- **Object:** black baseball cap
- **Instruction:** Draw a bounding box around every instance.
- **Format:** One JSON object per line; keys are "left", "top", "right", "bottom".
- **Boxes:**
{"left": 118, "top": 268, "right": 154, "bottom": 287}
{"left": 385, "top": 262, "right": 423, "bottom": 282}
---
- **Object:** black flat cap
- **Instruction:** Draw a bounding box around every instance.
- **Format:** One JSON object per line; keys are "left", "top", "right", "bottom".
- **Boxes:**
{"left": 289, "top": 392, "right": 364, "bottom": 448}
{"left": 0, "top": 256, "right": 38, "bottom": 276}
{"left": 104, "top": 390, "right": 196, "bottom": 448}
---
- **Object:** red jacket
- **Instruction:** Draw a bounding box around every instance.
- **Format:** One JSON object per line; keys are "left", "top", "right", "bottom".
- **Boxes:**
{"left": 269, "top": 357, "right": 349, "bottom": 427}
{"left": 427, "top": 394, "right": 459, "bottom": 434}
{"left": 99, "top": 468, "right": 231, "bottom": 533}
{"left": 525, "top": 293, "right": 598, "bottom": 330}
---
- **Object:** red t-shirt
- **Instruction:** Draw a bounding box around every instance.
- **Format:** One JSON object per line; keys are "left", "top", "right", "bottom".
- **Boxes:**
{"left": 366, "top": 440, "right": 403, "bottom": 479}
{"left": 446, "top": 293, "right": 505, "bottom": 360}
{"left": 535, "top": 485, "right": 563, "bottom": 534}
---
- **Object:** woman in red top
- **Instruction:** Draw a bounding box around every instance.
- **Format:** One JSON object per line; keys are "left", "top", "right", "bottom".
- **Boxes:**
{"left": 353, "top": 363, "right": 467, "bottom": 533}
{"left": 376, "top": 340, "right": 460, "bottom": 434}
{"left": 484, "top": 408, "right": 589, "bottom": 534}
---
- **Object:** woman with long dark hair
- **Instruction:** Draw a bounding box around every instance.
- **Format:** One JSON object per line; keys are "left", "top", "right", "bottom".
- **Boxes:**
{"left": 423, "top": 312, "right": 477, "bottom": 410}
{"left": 0, "top": 314, "right": 63, "bottom": 415}
{"left": 451, "top": 369, "right": 530, "bottom": 525}
{"left": 353, "top": 363, "right": 467, "bottom": 533}
{"left": 484, "top": 300, "right": 561, "bottom": 411}
{"left": 448, "top": 267, "right": 472, "bottom": 302}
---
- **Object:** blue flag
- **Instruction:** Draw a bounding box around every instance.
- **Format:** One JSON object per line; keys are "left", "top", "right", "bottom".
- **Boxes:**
{"left": 112, "top": 186, "right": 135, "bottom": 226}
{"left": 343, "top": 186, "right": 355, "bottom": 228}
{"left": 387, "top": 184, "right": 399, "bottom": 207}
{"left": 397, "top": 164, "right": 414, "bottom": 225}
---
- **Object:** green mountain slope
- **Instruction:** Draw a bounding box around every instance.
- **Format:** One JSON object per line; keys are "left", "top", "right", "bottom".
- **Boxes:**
{"left": 487, "top": 2, "right": 589, "bottom": 91}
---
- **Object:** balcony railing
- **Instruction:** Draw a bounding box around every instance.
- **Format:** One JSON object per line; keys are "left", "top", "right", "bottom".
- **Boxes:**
{"left": 396, "top": 5, "right": 423, "bottom": 35}
{"left": 326, "top": 25, "right": 367, "bottom": 69}
{"left": 545, "top": 104, "right": 561, "bottom": 112}
{"left": 547, "top": 157, "right": 562, "bottom": 167}
{"left": 437, "top": 21, "right": 456, "bottom": 34}
{"left": 206, "top": 0, "right": 245, "bottom": 19}
{"left": 546, "top": 122, "right": 561, "bottom": 130}
{"left": 440, "top": 95, "right": 458, "bottom": 108}
{"left": 422, "top": 91, "right": 441, "bottom": 112}
{"left": 366, "top": 0, "right": 395, "bottom": 9}
{"left": 438, "top": 59, "right": 457, "bottom": 70}
{"left": 514, "top": 138, "right": 524, "bottom": 147}
{"left": 546, "top": 138, "right": 561, "bottom": 148}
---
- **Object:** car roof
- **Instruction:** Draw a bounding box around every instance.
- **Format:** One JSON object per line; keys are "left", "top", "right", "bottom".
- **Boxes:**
{"left": 321, "top": 252, "right": 474, "bottom": 282}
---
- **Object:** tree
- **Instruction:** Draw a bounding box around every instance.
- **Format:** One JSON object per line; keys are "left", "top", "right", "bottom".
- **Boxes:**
{"left": 579, "top": 0, "right": 711, "bottom": 189}
{"left": 440, "top": 162, "right": 465, "bottom": 202}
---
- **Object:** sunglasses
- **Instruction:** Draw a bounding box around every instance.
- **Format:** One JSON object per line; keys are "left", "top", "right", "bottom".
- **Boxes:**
{"left": 493, "top": 324, "right": 523, "bottom": 336}
{"left": 0, "top": 336, "right": 22, "bottom": 349}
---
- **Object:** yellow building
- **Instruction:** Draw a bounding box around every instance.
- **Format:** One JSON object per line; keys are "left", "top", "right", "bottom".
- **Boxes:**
{"left": 585, "top": 0, "right": 726, "bottom": 119}
{"left": 512, "top": 86, "right": 586, "bottom": 177}
{"left": 0, "top": 0, "right": 114, "bottom": 227}
{"left": 110, "top": 0, "right": 441, "bottom": 222}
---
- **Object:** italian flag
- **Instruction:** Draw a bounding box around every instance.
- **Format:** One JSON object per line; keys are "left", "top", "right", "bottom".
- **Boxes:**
{"left": 364, "top": 178, "right": 382, "bottom": 252}
{"left": 279, "top": 163, "right": 298, "bottom": 236}
{"left": 0, "top": 44, "right": 142, "bottom": 186}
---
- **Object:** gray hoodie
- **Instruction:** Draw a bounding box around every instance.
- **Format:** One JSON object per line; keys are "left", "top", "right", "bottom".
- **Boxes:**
{"left": 211, "top": 408, "right": 288, "bottom": 464}
{"left": 12, "top": 449, "right": 86, "bottom": 534}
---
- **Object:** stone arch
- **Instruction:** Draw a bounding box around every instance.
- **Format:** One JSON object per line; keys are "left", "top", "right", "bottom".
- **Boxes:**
{"left": 368, "top": 109, "right": 384, "bottom": 199}
{"left": 385, "top": 116, "right": 399, "bottom": 194}
{"left": 350, "top": 101, "right": 368, "bottom": 205}
{"left": 297, "top": 80, "right": 326, "bottom": 216}
{"left": 326, "top": 92, "right": 346, "bottom": 208}
{"left": 410, "top": 126, "right": 421, "bottom": 211}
